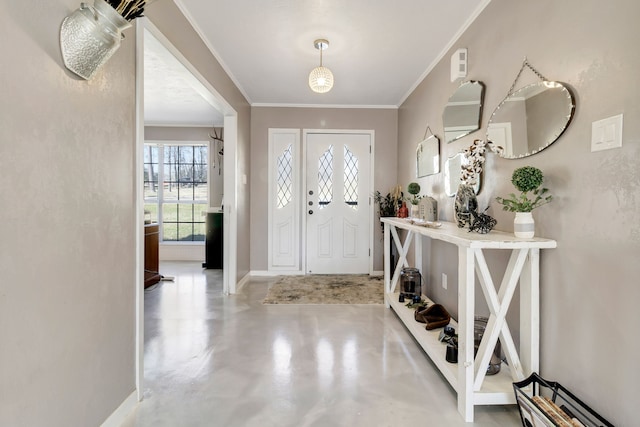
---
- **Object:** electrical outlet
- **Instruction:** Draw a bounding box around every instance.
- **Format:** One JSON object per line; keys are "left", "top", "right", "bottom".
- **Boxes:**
{"left": 442, "top": 273, "right": 448, "bottom": 290}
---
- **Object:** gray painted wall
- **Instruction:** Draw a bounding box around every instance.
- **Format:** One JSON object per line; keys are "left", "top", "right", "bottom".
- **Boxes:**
{"left": 0, "top": 0, "right": 251, "bottom": 425}
{"left": 398, "top": 0, "right": 640, "bottom": 424}
{"left": 250, "top": 107, "right": 398, "bottom": 272}
{"left": 0, "top": 1, "right": 136, "bottom": 425}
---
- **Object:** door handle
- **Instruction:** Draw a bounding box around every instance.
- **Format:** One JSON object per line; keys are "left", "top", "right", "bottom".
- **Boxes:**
{"left": 308, "top": 210, "right": 313, "bottom": 215}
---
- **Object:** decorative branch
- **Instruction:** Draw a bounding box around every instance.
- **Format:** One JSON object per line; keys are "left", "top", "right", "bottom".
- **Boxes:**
{"left": 105, "top": 0, "right": 156, "bottom": 21}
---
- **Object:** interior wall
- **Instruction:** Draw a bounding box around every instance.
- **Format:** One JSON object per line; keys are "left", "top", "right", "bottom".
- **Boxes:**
{"left": 145, "top": 2, "right": 252, "bottom": 280}
{"left": 397, "top": 0, "right": 640, "bottom": 425}
{"left": 250, "top": 107, "right": 398, "bottom": 272}
{"left": 0, "top": 1, "right": 136, "bottom": 425}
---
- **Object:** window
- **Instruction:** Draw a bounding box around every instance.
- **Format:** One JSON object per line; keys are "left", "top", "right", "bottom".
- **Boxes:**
{"left": 144, "top": 143, "right": 208, "bottom": 242}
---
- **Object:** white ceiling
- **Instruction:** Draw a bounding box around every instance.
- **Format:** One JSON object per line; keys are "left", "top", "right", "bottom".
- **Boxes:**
{"left": 144, "top": 0, "right": 490, "bottom": 126}
{"left": 144, "top": 29, "right": 224, "bottom": 127}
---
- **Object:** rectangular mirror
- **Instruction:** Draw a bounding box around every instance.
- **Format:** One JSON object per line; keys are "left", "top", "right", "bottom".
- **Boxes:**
{"left": 416, "top": 135, "right": 440, "bottom": 177}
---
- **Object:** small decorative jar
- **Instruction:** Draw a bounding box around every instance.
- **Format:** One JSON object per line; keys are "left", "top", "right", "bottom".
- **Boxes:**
{"left": 60, "top": 0, "right": 132, "bottom": 79}
{"left": 400, "top": 267, "right": 422, "bottom": 300}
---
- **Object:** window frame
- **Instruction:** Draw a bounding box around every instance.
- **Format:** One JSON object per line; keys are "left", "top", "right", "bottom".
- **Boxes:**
{"left": 144, "top": 141, "right": 209, "bottom": 244}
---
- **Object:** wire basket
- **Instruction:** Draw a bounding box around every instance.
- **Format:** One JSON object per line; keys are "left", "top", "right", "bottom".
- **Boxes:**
{"left": 513, "top": 373, "right": 613, "bottom": 427}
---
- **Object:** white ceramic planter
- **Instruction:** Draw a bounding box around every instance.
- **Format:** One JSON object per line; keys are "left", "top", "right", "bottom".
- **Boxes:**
{"left": 514, "top": 212, "right": 535, "bottom": 238}
{"left": 410, "top": 204, "right": 420, "bottom": 218}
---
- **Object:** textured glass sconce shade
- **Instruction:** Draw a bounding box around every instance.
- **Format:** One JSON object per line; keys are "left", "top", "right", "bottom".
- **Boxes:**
{"left": 60, "top": 0, "right": 131, "bottom": 80}
{"left": 309, "top": 39, "right": 334, "bottom": 93}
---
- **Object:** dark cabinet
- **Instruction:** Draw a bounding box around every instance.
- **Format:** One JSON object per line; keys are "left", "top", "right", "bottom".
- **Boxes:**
{"left": 144, "top": 223, "right": 162, "bottom": 288}
{"left": 203, "top": 212, "right": 223, "bottom": 269}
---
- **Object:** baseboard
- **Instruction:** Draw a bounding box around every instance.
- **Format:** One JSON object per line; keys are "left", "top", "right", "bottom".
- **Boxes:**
{"left": 235, "top": 271, "right": 251, "bottom": 293}
{"left": 251, "top": 270, "right": 305, "bottom": 277}
{"left": 251, "top": 270, "right": 382, "bottom": 277}
{"left": 100, "top": 391, "right": 138, "bottom": 427}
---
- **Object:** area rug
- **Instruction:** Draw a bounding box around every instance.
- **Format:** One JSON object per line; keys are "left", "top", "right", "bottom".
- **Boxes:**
{"left": 262, "top": 274, "right": 384, "bottom": 305}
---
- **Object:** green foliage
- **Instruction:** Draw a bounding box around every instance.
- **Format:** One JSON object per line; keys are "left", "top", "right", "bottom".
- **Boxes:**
{"left": 406, "top": 182, "right": 423, "bottom": 205}
{"left": 495, "top": 166, "right": 553, "bottom": 212}
{"left": 407, "top": 182, "right": 421, "bottom": 195}
{"left": 373, "top": 191, "right": 398, "bottom": 217}
{"left": 511, "top": 166, "right": 544, "bottom": 192}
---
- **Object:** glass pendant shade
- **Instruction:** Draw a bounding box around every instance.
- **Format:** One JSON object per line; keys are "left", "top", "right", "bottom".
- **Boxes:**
{"left": 309, "top": 39, "right": 334, "bottom": 93}
{"left": 309, "top": 66, "right": 334, "bottom": 93}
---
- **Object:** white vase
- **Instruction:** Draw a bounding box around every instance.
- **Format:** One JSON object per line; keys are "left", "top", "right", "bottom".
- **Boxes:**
{"left": 410, "top": 204, "right": 420, "bottom": 218}
{"left": 514, "top": 212, "right": 535, "bottom": 238}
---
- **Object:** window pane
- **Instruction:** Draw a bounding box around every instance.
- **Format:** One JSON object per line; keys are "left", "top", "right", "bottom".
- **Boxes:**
{"left": 177, "top": 223, "right": 194, "bottom": 241}
{"left": 276, "top": 144, "right": 293, "bottom": 209}
{"left": 318, "top": 145, "right": 333, "bottom": 209}
{"left": 343, "top": 145, "right": 359, "bottom": 210}
{"left": 163, "top": 223, "right": 177, "bottom": 241}
{"left": 193, "top": 223, "right": 205, "bottom": 241}
{"left": 193, "top": 184, "right": 207, "bottom": 202}
{"left": 143, "top": 145, "right": 158, "bottom": 163}
{"left": 178, "top": 204, "right": 194, "bottom": 222}
{"left": 162, "top": 203, "right": 178, "bottom": 222}
{"left": 194, "top": 204, "right": 207, "bottom": 221}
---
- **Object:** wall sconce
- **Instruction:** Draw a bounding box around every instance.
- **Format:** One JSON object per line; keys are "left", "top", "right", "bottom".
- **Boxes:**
{"left": 308, "top": 39, "right": 334, "bottom": 93}
{"left": 60, "top": 0, "right": 148, "bottom": 79}
{"left": 450, "top": 48, "right": 468, "bottom": 82}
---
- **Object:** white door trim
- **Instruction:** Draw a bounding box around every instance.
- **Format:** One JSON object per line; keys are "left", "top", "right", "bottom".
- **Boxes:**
{"left": 302, "top": 129, "right": 375, "bottom": 275}
{"left": 135, "top": 18, "right": 239, "bottom": 404}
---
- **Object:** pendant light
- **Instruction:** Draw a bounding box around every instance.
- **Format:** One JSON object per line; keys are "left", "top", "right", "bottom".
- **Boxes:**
{"left": 309, "top": 39, "right": 334, "bottom": 93}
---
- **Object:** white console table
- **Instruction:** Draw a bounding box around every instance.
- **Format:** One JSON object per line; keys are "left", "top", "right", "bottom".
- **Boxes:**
{"left": 382, "top": 218, "right": 556, "bottom": 422}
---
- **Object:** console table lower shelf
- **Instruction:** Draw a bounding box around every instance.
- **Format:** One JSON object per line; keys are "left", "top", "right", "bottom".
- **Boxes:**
{"left": 387, "top": 292, "right": 516, "bottom": 405}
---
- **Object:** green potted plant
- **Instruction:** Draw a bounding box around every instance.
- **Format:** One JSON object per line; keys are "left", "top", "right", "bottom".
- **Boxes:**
{"left": 406, "top": 182, "right": 423, "bottom": 217}
{"left": 495, "top": 166, "right": 552, "bottom": 238}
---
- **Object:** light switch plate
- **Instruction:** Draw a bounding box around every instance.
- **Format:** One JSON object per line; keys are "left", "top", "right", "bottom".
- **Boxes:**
{"left": 591, "top": 114, "right": 623, "bottom": 152}
{"left": 450, "top": 48, "right": 467, "bottom": 82}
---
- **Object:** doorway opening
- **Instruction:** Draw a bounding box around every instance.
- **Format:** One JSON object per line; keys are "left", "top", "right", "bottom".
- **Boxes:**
{"left": 135, "top": 18, "right": 239, "bottom": 401}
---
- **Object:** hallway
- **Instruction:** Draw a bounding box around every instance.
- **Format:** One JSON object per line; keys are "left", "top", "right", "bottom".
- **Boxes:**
{"left": 123, "top": 262, "right": 520, "bottom": 426}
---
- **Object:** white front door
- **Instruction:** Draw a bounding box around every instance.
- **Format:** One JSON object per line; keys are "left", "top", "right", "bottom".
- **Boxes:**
{"left": 305, "top": 132, "right": 371, "bottom": 274}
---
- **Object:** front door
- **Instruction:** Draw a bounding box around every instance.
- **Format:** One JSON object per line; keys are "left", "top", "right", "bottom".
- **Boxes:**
{"left": 305, "top": 132, "right": 371, "bottom": 274}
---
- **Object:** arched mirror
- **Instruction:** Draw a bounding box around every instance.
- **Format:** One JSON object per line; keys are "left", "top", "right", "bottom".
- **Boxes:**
{"left": 487, "top": 81, "right": 575, "bottom": 159}
{"left": 444, "top": 152, "right": 480, "bottom": 197}
{"left": 443, "top": 81, "right": 485, "bottom": 143}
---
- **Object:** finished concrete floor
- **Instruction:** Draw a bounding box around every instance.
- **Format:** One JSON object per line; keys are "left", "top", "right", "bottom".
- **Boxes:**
{"left": 122, "top": 262, "right": 520, "bottom": 427}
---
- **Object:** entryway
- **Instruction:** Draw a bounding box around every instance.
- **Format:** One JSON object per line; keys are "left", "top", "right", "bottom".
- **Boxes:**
{"left": 267, "top": 129, "right": 373, "bottom": 275}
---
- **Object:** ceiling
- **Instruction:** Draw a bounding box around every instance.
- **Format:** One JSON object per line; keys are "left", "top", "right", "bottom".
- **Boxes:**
{"left": 144, "top": 0, "right": 490, "bottom": 127}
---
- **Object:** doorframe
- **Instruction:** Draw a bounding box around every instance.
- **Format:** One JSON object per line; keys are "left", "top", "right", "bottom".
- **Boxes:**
{"left": 301, "top": 129, "right": 375, "bottom": 275}
{"left": 135, "top": 18, "right": 239, "bottom": 401}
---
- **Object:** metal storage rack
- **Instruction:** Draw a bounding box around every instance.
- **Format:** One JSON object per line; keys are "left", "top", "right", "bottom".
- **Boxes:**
{"left": 513, "top": 373, "right": 613, "bottom": 427}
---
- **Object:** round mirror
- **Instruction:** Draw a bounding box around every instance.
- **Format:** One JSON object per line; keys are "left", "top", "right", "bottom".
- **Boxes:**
{"left": 487, "top": 81, "right": 575, "bottom": 159}
{"left": 443, "top": 81, "right": 485, "bottom": 143}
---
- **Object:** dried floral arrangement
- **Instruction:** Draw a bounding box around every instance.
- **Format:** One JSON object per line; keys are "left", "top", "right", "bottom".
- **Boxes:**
{"left": 106, "top": 0, "right": 155, "bottom": 20}
{"left": 460, "top": 139, "right": 503, "bottom": 186}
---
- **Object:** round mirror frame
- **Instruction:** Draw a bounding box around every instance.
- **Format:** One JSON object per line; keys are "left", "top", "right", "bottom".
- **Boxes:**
{"left": 487, "top": 81, "right": 575, "bottom": 159}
